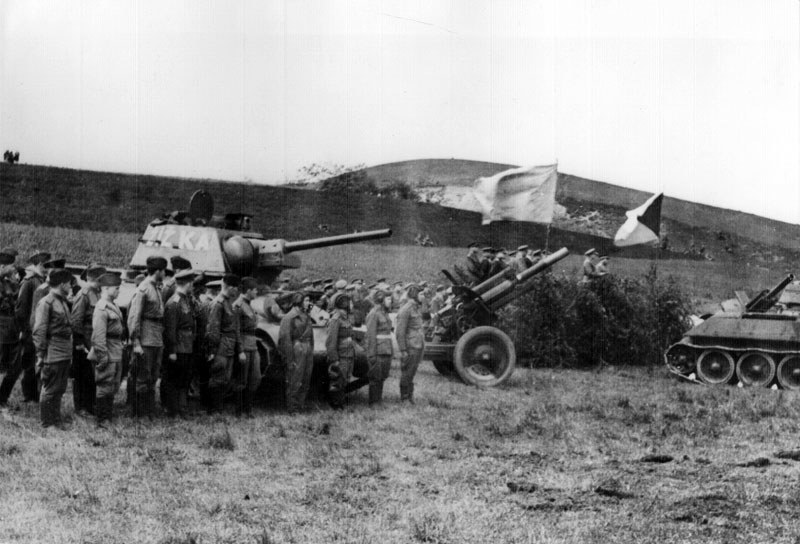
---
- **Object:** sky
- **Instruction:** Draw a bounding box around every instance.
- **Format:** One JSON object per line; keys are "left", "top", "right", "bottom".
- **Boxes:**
{"left": 1, "top": 0, "right": 799, "bottom": 223}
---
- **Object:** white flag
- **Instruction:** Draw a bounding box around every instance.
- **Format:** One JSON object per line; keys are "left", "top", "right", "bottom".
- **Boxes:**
{"left": 473, "top": 164, "right": 558, "bottom": 225}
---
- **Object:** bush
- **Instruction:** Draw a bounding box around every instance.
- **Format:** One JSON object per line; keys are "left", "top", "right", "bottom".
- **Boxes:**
{"left": 498, "top": 264, "right": 691, "bottom": 368}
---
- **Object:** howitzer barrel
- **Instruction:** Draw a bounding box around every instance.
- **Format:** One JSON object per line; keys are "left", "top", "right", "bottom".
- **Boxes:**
{"left": 283, "top": 228, "right": 392, "bottom": 252}
{"left": 745, "top": 273, "right": 795, "bottom": 312}
{"left": 486, "top": 247, "right": 570, "bottom": 311}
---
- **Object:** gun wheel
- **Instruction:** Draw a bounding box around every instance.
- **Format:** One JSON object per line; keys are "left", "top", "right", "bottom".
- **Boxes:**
{"left": 453, "top": 326, "right": 515, "bottom": 387}
{"left": 432, "top": 360, "right": 456, "bottom": 376}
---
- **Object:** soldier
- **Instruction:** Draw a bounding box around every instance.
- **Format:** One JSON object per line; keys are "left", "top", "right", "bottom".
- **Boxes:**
{"left": 325, "top": 293, "right": 355, "bottom": 409}
{"left": 511, "top": 245, "right": 529, "bottom": 274}
{"left": 351, "top": 285, "right": 373, "bottom": 328}
{"left": 0, "top": 248, "right": 19, "bottom": 376}
{"left": 460, "top": 243, "right": 487, "bottom": 285}
{"left": 0, "top": 251, "right": 50, "bottom": 406}
{"left": 126, "top": 256, "right": 167, "bottom": 419}
{"left": 279, "top": 291, "right": 314, "bottom": 414}
{"left": 429, "top": 285, "right": 446, "bottom": 316}
{"left": 232, "top": 276, "right": 262, "bottom": 417}
{"left": 316, "top": 282, "right": 334, "bottom": 311}
{"left": 90, "top": 273, "right": 125, "bottom": 427}
{"left": 527, "top": 248, "right": 543, "bottom": 268}
{"left": 206, "top": 274, "right": 243, "bottom": 414}
{"left": 596, "top": 256, "right": 610, "bottom": 276}
{"left": 396, "top": 284, "right": 425, "bottom": 403}
{"left": 162, "top": 269, "right": 196, "bottom": 418}
{"left": 364, "top": 289, "right": 393, "bottom": 406}
{"left": 32, "top": 269, "right": 74, "bottom": 428}
{"left": 391, "top": 282, "right": 405, "bottom": 312}
{"left": 70, "top": 264, "right": 106, "bottom": 416}
{"left": 191, "top": 273, "right": 212, "bottom": 410}
{"left": 581, "top": 248, "right": 602, "bottom": 284}
{"left": 162, "top": 256, "right": 192, "bottom": 303}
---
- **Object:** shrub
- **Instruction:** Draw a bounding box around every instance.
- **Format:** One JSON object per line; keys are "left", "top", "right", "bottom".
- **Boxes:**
{"left": 498, "top": 264, "right": 691, "bottom": 368}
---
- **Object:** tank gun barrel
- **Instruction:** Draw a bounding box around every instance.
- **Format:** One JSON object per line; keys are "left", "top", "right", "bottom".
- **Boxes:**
{"left": 283, "top": 228, "right": 392, "bottom": 253}
{"left": 745, "top": 273, "right": 795, "bottom": 312}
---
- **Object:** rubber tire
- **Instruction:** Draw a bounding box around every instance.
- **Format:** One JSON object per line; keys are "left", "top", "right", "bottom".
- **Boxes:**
{"left": 432, "top": 359, "right": 456, "bottom": 376}
{"left": 453, "top": 326, "right": 515, "bottom": 387}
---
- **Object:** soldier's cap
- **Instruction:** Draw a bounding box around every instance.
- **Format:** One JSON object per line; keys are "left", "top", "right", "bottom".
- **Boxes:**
{"left": 517, "top": 245, "right": 529, "bottom": 252}
{"left": 44, "top": 258, "right": 66, "bottom": 269}
{"left": 353, "top": 278, "right": 364, "bottom": 285}
{"left": 323, "top": 283, "right": 334, "bottom": 290}
{"left": 29, "top": 252, "right": 51, "bottom": 265}
{"left": 345, "top": 283, "right": 357, "bottom": 291}
{"left": 331, "top": 292, "right": 351, "bottom": 310}
{"left": 372, "top": 289, "right": 390, "bottom": 303}
{"left": 170, "top": 255, "right": 192, "bottom": 271}
{"left": 531, "top": 249, "right": 542, "bottom": 256}
{"left": 97, "top": 272, "right": 122, "bottom": 288}
{"left": 334, "top": 279, "right": 348, "bottom": 290}
{"left": 419, "top": 281, "right": 429, "bottom": 288}
{"left": 468, "top": 242, "right": 480, "bottom": 249}
{"left": 123, "top": 268, "right": 138, "bottom": 282}
{"left": 367, "top": 283, "right": 377, "bottom": 290}
{"left": 584, "top": 248, "right": 598, "bottom": 256}
{"left": 599, "top": 256, "right": 609, "bottom": 261}
{"left": 205, "top": 279, "right": 222, "bottom": 289}
{"left": 81, "top": 264, "right": 107, "bottom": 281}
{"left": 482, "top": 247, "right": 496, "bottom": 254}
{"left": 193, "top": 272, "right": 208, "bottom": 288}
{"left": 436, "top": 285, "right": 446, "bottom": 292}
{"left": 164, "top": 268, "right": 175, "bottom": 277}
{"left": 301, "top": 278, "right": 311, "bottom": 285}
{"left": 223, "top": 273, "right": 241, "bottom": 287}
{"left": 375, "top": 278, "right": 387, "bottom": 284}
{"left": 241, "top": 276, "right": 258, "bottom": 291}
{"left": 276, "top": 290, "right": 295, "bottom": 305}
{"left": 323, "top": 278, "right": 333, "bottom": 284}
{"left": 174, "top": 269, "right": 196, "bottom": 283}
{"left": 393, "top": 281, "right": 404, "bottom": 287}
{"left": 146, "top": 256, "right": 168, "bottom": 270}
{"left": 0, "top": 248, "right": 18, "bottom": 265}
{"left": 48, "top": 268, "right": 73, "bottom": 287}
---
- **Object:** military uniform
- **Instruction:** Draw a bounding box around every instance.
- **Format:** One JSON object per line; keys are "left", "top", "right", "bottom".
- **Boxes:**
{"left": 206, "top": 290, "right": 241, "bottom": 413}
{"left": 33, "top": 288, "right": 73, "bottom": 427}
{"left": 396, "top": 297, "right": 425, "bottom": 402}
{"left": 163, "top": 290, "right": 196, "bottom": 416}
{"left": 325, "top": 308, "right": 355, "bottom": 408}
{"left": 90, "top": 296, "right": 124, "bottom": 425}
{"left": 192, "top": 290, "right": 211, "bottom": 409}
{"left": 127, "top": 275, "right": 165, "bottom": 417}
{"left": 233, "top": 294, "right": 262, "bottom": 415}
{"left": 279, "top": 305, "right": 313, "bottom": 413}
{"left": 351, "top": 297, "right": 373, "bottom": 328}
{"left": 0, "top": 269, "right": 45, "bottom": 404}
{"left": 0, "top": 272, "right": 19, "bottom": 374}
{"left": 70, "top": 284, "right": 100, "bottom": 414}
{"left": 364, "top": 303, "right": 393, "bottom": 405}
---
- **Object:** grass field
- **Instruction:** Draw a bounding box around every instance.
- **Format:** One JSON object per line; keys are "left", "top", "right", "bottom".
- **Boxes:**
{"left": 3, "top": 365, "right": 800, "bottom": 543}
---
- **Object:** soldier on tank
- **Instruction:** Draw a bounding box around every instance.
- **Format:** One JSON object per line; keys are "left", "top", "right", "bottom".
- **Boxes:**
{"left": 0, "top": 248, "right": 19, "bottom": 377}
{"left": 232, "top": 276, "right": 262, "bottom": 417}
{"left": 325, "top": 293, "right": 355, "bottom": 409}
{"left": 364, "top": 289, "right": 394, "bottom": 406}
{"left": 0, "top": 251, "right": 50, "bottom": 406}
{"left": 279, "top": 291, "right": 314, "bottom": 414}
{"left": 32, "top": 269, "right": 74, "bottom": 428}
{"left": 90, "top": 273, "right": 125, "bottom": 427}
{"left": 162, "top": 269, "right": 196, "bottom": 418}
{"left": 70, "top": 264, "right": 106, "bottom": 416}
{"left": 126, "top": 256, "right": 167, "bottom": 419}
{"left": 205, "top": 274, "right": 243, "bottom": 414}
{"left": 396, "top": 284, "right": 425, "bottom": 403}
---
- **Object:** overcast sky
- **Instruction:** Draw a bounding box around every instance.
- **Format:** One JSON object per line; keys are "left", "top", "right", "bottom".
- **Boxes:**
{"left": 2, "top": 0, "right": 798, "bottom": 222}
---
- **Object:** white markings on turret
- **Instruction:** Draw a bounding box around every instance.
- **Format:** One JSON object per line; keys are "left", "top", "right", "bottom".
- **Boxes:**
{"left": 144, "top": 225, "right": 213, "bottom": 251}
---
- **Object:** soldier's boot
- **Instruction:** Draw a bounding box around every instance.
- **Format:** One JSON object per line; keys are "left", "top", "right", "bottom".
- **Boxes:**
{"left": 96, "top": 396, "right": 111, "bottom": 428}
{"left": 147, "top": 390, "right": 157, "bottom": 420}
{"left": 243, "top": 390, "right": 253, "bottom": 418}
{"left": 177, "top": 389, "right": 189, "bottom": 419}
{"left": 407, "top": 384, "right": 415, "bottom": 404}
{"left": 134, "top": 391, "right": 149, "bottom": 419}
{"left": 40, "top": 398, "right": 54, "bottom": 427}
{"left": 400, "top": 385, "right": 409, "bottom": 402}
{"left": 72, "top": 378, "right": 83, "bottom": 415}
{"left": 368, "top": 382, "right": 382, "bottom": 406}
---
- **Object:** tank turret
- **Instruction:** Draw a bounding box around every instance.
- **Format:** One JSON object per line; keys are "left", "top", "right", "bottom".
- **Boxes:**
{"left": 129, "top": 190, "right": 392, "bottom": 284}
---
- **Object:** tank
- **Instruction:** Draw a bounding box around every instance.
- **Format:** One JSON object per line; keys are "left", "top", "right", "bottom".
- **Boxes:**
{"left": 665, "top": 274, "right": 800, "bottom": 389}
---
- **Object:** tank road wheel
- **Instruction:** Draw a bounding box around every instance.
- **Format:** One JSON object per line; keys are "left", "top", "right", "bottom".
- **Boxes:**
{"left": 696, "top": 350, "right": 735, "bottom": 385}
{"left": 736, "top": 352, "right": 776, "bottom": 388}
{"left": 777, "top": 355, "right": 800, "bottom": 390}
{"left": 432, "top": 360, "right": 456, "bottom": 377}
{"left": 453, "top": 326, "right": 515, "bottom": 387}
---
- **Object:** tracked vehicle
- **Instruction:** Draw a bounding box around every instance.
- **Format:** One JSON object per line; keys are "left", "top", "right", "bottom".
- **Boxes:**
{"left": 665, "top": 274, "right": 800, "bottom": 389}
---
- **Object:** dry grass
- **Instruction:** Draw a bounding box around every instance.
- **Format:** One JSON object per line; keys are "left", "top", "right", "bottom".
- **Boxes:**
{"left": 2, "top": 365, "right": 800, "bottom": 543}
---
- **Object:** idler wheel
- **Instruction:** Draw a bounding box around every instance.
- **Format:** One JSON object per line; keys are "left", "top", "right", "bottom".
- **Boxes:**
{"left": 453, "top": 326, "right": 516, "bottom": 387}
{"left": 665, "top": 343, "right": 697, "bottom": 375}
{"left": 736, "top": 352, "right": 776, "bottom": 388}
{"left": 696, "top": 350, "right": 735, "bottom": 385}
{"left": 777, "top": 355, "right": 800, "bottom": 390}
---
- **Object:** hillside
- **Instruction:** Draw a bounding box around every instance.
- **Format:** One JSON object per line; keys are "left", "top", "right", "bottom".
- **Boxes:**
{"left": 1, "top": 161, "right": 798, "bottom": 266}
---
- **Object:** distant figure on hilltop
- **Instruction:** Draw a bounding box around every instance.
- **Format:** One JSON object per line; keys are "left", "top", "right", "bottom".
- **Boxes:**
{"left": 3, "top": 151, "right": 20, "bottom": 164}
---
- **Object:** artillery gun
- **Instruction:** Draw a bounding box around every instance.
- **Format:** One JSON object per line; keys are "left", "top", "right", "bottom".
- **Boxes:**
{"left": 426, "top": 247, "right": 570, "bottom": 386}
{"left": 665, "top": 274, "right": 800, "bottom": 389}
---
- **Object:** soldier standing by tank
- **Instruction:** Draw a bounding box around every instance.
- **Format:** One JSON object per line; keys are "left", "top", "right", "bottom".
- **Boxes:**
{"left": 279, "top": 291, "right": 314, "bottom": 414}
{"left": 396, "top": 284, "right": 425, "bottom": 403}
{"left": 126, "top": 256, "right": 167, "bottom": 419}
{"left": 0, "top": 248, "right": 19, "bottom": 377}
{"left": 90, "top": 273, "right": 125, "bottom": 427}
{"left": 325, "top": 293, "right": 355, "bottom": 409}
{"left": 232, "top": 277, "right": 262, "bottom": 417}
{"left": 162, "top": 269, "right": 196, "bottom": 418}
{"left": 70, "top": 264, "right": 106, "bottom": 416}
{"left": 191, "top": 274, "right": 210, "bottom": 410}
{"left": 32, "top": 269, "right": 74, "bottom": 428}
{"left": 162, "top": 256, "right": 192, "bottom": 303}
{"left": 364, "top": 289, "right": 393, "bottom": 406}
{"left": 0, "top": 251, "right": 50, "bottom": 406}
{"left": 205, "top": 274, "right": 243, "bottom": 414}
{"left": 351, "top": 285, "right": 374, "bottom": 328}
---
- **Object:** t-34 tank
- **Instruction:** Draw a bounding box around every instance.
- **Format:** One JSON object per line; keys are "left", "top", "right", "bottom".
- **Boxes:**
{"left": 665, "top": 274, "right": 800, "bottom": 389}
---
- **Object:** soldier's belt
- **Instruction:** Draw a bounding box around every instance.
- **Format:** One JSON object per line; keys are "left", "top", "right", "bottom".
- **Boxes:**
{"left": 376, "top": 334, "right": 393, "bottom": 339}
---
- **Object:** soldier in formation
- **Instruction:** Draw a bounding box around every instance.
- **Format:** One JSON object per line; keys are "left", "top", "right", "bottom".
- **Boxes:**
{"left": 325, "top": 292, "right": 355, "bottom": 409}
{"left": 163, "top": 269, "right": 196, "bottom": 417}
{"left": 0, "top": 248, "right": 19, "bottom": 377}
{"left": 364, "top": 289, "right": 393, "bottom": 406}
{"left": 279, "top": 291, "right": 314, "bottom": 414}
{"left": 232, "top": 276, "right": 262, "bottom": 417}
{"left": 90, "top": 273, "right": 125, "bottom": 427}
{"left": 70, "top": 264, "right": 106, "bottom": 416}
{"left": 395, "top": 284, "right": 425, "bottom": 403}
{"left": 206, "top": 274, "right": 243, "bottom": 414}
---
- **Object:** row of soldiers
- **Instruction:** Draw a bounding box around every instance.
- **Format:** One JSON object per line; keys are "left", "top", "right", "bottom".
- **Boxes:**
{"left": 456, "top": 243, "right": 546, "bottom": 286}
